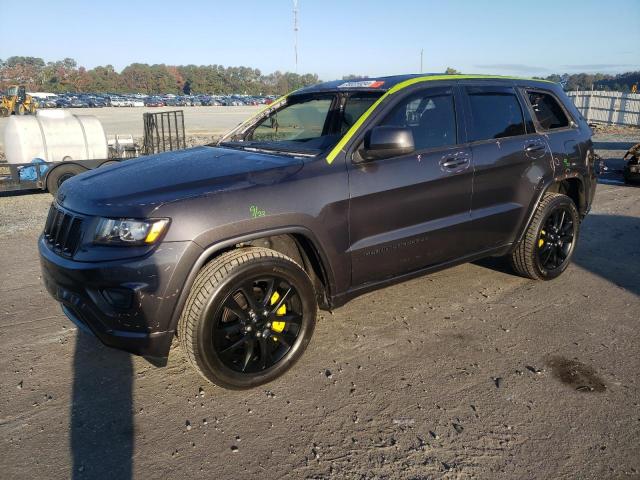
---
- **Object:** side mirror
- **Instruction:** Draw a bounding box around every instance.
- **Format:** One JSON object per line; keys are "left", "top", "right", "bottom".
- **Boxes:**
{"left": 359, "top": 126, "right": 415, "bottom": 161}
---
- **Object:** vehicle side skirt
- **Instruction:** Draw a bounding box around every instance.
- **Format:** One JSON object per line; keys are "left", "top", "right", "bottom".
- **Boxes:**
{"left": 330, "top": 244, "right": 512, "bottom": 309}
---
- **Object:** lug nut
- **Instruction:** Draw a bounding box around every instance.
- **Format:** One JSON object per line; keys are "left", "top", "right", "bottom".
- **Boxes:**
{"left": 266, "top": 322, "right": 271, "bottom": 328}
{"left": 256, "top": 331, "right": 262, "bottom": 338}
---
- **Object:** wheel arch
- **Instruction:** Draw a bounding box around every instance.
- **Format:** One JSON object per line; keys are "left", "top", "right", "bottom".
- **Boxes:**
{"left": 169, "top": 227, "right": 335, "bottom": 335}
{"left": 545, "top": 176, "right": 587, "bottom": 216}
{"left": 514, "top": 175, "right": 587, "bottom": 247}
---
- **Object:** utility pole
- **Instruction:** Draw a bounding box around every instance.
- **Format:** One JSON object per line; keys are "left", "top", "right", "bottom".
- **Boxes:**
{"left": 420, "top": 49, "right": 423, "bottom": 73}
{"left": 293, "top": 0, "right": 299, "bottom": 73}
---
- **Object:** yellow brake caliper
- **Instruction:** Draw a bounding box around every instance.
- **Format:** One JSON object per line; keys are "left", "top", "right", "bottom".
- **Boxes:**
{"left": 538, "top": 229, "right": 546, "bottom": 248}
{"left": 270, "top": 291, "right": 286, "bottom": 336}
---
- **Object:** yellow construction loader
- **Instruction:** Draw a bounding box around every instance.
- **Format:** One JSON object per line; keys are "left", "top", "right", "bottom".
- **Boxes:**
{"left": 0, "top": 85, "right": 37, "bottom": 117}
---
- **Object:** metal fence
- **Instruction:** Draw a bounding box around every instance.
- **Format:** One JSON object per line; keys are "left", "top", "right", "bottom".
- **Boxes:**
{"left": 142, "top": 110, "right": 186, "bottom": 155}
{"left": 567, "top": 91, "right": 640, "bottom": 127}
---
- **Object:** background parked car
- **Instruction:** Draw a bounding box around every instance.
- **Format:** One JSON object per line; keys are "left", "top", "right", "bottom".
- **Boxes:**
{"left": 144, "top": 97, "right": 164, "bottom": 107}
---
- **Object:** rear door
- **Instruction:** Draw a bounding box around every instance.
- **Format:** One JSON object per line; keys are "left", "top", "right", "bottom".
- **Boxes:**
{"left": 462, "top": 84, "right": 553, "bottom": 250}
{"left": 522, "top": 88, "right": 581, "bottom": 170}
{"left": 348, "top": 85, "right": 474, "bottom": 286}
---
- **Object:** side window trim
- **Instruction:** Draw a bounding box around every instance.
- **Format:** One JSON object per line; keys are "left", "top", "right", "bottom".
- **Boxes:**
{"left": 461, "top": 84, "right": 529, "bottom": 145}
{"left": 520, "top": 87, "right": 576, "bottom": 133}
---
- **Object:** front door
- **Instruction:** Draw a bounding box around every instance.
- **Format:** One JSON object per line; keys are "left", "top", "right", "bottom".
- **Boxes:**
{"left": 348, "top": 85, "right": 474, "bottom": 286}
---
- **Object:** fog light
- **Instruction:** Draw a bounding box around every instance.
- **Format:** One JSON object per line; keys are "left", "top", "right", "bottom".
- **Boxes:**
{"left": 102, "top": 288, "right": 134, "bottom": 309}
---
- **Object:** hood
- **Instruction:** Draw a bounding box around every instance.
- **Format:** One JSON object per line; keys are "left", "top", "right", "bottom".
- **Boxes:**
{"left": 57, "top": 146, "right": 304, "bottom": 217}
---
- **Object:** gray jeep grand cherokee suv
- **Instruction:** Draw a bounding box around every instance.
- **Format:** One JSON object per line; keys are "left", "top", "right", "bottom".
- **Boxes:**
{"left": 40, "top": 74, "right": 596, "bottom": 388}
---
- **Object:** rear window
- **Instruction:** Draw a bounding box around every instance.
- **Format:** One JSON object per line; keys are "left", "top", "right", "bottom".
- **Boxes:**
{"left": 466, "top": 88, "right": 525, "bottom": 142}
{"left": 527, "top": 90, "right": 570, "bottom": 130}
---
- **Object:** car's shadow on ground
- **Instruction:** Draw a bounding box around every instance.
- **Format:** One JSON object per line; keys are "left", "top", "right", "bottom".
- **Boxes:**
{"left": 475, "top": 214, "right": 640, "bottom": 297}
{"left": 71, "top": 332, "right": 133, "bottom": 479}
{"left": 574, "top": 213, "right": 640, "bottom": 296}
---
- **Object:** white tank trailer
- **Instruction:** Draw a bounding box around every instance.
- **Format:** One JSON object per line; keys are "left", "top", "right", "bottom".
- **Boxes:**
{"left": 4, "top": 110, "right": 108, "bottom": 164}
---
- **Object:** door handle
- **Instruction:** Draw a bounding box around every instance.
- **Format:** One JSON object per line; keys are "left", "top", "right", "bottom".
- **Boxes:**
{"left": 525, "top": 143, "right": 546, "bottom": 153}
{"left": 440, "top": 157, "right": 469, "bottom": 169}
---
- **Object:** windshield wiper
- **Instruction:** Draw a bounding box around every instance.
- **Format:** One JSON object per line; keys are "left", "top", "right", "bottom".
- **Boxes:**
{"left": 219, "top": 141, "right": 317, "bottom": 157}
{"left": 218, "top": 141, "right": 256, "bottom": 150}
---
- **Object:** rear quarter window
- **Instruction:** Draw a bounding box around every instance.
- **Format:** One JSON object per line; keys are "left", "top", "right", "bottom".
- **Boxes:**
{"left": 466, "top": 88, "right": 526, "bottom": 142}
{"left": 526, "top": 90, "right": 570, "bottom": 130}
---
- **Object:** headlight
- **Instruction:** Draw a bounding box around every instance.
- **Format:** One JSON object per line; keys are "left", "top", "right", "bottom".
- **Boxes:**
{"left": 94, "top": 218, "right": 169, "bottom": 246}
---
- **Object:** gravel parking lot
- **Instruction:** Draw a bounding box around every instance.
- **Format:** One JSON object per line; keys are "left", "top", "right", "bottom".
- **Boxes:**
{"left": 1, "top": 131, "right": 639, "bottom": 479}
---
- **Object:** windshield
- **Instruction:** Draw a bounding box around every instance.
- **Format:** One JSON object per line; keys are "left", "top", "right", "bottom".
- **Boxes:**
{"left": 252, "top": 96, "right": 333, "bottom": 143}
{"left": 221, "top": 92, "right": 382, "bottom": 155}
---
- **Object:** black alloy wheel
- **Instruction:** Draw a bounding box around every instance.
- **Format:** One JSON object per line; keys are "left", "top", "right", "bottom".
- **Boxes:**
{"left": 537, "top": 206, "right": 576, "bottom": 271}
{"left": 179, "top": 247, "right": 317, "bottom": 389}
{"left": 213, "top": 275, "right": 303, "bottom": 373}
{"left": 510, "top": 192, "right": 580, "bottom": 280}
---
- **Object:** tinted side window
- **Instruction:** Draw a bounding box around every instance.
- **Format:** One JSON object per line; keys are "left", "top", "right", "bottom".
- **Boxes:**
{"left": 467, "top": 88, "right": 525, "bottom": 141}
{"left": 379, "top": 89, "right": 457, "bottom": 150}
{"left": 527, "top": 90, "right": 569, "bottom": 130}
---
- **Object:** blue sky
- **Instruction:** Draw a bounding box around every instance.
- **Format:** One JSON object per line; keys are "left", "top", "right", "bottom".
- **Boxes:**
{"left": 1, "top": 0, "right": 638, "bottom": 79}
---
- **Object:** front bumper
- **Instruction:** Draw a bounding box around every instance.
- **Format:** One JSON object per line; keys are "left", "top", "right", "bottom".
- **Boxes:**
{"left": 39, "top": 235, "right": 202, "bottom": 358}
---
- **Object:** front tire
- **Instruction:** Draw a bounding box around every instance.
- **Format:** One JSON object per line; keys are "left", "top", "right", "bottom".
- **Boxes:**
{"left": 510, "top": 193, "right": 580, "bottom": 280}
{"left": 178, "top": 247, "right": 317, "bottom": 389}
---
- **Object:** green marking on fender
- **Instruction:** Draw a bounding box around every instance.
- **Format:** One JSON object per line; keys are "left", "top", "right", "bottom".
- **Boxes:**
{"left": 249, "top": 205, "right": 266, "bottom": 218}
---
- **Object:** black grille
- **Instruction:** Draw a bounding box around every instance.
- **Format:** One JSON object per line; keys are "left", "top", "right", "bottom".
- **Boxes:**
{"left": 43, "top": 204, "right": 84, "bottom": 257}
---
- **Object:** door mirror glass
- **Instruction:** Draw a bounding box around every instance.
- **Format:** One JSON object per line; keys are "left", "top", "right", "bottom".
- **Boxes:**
{"left": 360, "top": 126, "right": 415, "bottom": 161}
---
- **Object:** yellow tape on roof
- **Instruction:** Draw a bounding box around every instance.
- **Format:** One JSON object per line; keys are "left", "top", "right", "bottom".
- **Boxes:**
{"left": 325, "top": 74, "right": 554, "bottom": 164}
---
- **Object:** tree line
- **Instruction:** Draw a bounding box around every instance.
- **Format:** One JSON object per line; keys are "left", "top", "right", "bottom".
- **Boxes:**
{"left": 537, "top": 71, "right": 640, "bottom": 92}
{"left": 0, "top": 56, "right": 320, "bottom": 95}
{"left": 1, "top": 57, "right": 638, "bottom": 94}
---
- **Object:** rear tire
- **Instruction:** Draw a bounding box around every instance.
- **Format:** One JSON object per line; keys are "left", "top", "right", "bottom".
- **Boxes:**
{"left": 178, "top": 247, "right": 317, "bottom": 389}
{"left": 510, "top": 193, "right": 580, "bottom": 280}
{"left": 46, "top": 164, "right": 87, "bottom": 196}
